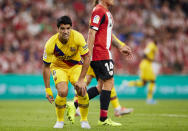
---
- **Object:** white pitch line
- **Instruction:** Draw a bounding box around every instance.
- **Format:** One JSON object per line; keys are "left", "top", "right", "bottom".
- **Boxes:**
{"left": 136, "top": 113, "right": 188, "bottom": 118}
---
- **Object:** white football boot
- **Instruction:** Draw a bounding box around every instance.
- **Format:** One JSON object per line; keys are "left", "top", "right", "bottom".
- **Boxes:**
{"left": 53, "top": 121, "right": 64, "bottom": 128}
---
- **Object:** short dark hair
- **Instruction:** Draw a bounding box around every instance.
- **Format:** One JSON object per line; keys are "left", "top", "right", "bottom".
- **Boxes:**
{"left": 94, "top": 0, "right": 99, "bottom": 6}
{"left": 57, "top": 16, "right": 72, "bottom": 28}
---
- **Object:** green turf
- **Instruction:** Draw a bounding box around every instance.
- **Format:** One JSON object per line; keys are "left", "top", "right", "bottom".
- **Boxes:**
{"left": 0, "top": 100, "right": 188, "bottom": 131}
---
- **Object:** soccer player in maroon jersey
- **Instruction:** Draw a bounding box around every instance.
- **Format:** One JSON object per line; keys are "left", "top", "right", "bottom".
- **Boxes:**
{"left": 86, "top": 0, "right": 133, "bottom": 126}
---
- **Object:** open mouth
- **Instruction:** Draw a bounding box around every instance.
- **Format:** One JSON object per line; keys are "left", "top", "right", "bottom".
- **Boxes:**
{"left": 64, "top": 34, "right": 68, "bottom": 37}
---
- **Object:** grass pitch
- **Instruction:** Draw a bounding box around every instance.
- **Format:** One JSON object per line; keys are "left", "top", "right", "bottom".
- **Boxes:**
{"left": 0, "top": 99, "right": 188, "bottom": 131}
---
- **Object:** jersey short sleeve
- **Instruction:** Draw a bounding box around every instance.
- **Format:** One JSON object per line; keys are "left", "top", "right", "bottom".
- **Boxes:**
{"left": 43, "top": 36, "right": 56, "bottom": 64}
{"left": 90, "top": 7, "right": 105, "bottom": 31}
{"left": 77, "top": 33, "right": 89, "bottom": 56}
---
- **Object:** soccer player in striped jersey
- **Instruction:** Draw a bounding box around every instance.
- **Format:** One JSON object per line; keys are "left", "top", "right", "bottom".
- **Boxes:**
{"left": 86, "top": 0, "right": 132, "bottom": 126}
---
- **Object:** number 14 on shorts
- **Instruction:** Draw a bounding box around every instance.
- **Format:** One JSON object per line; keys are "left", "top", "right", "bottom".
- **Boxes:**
{"left": 105, "top": 61, "right": 114, "bottom": 76}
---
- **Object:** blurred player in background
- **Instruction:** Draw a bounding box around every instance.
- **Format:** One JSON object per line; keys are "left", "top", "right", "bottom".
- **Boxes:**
{"left": 42, "top": 16, "right": 91, "bottom": 129}
{"left": 66, "top": 34, "right": 133, "bottom": 123}
{"left": 127, "top": 37, "right": 158, "bottom": 104}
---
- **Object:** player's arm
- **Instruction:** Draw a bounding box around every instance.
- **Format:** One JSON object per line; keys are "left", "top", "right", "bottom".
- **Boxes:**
{"left": 42, "top": 62, "right": 54, "bottom": 103}
{"left": 42, "top": 40, "right": 54, "bottom": 103}
{"left": 77, "top": 30, "right": 95, "bottom": 82}
{"left": 112, "top": 34, "right": 125, "bottom": 48}
{"left": 79, "top": 53, "right": 90, "bottom": 81}
{"left": 112, "top": 34, "right": 133, "bottom": 58}
{"left": 76, "top": 53, "right": 90, "bottom": 96}
{"left": 87, "top": 28, "right": 97, "bottom": 59}
{"left": 75, "top": 30, "right": 96, "bottom": 96}
{"left": 79, "top": 29, "right": 96, "bottom": 96}
{"left": 78, "top": 28, "right": 97, "bottom": 82}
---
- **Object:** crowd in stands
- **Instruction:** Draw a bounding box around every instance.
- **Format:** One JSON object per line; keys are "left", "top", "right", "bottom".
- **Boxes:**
{"left": 0, "top": 0, "right": 188, "bottom": 74}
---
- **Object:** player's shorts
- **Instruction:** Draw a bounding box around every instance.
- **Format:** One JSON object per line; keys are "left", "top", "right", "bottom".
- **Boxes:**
{"left": 87, "top": 65, "right": 96, "bottom": 77}
{"left": 90, "top": 59, "right": 114, "bottom": 81}
{"left": 50, "top": 64, "right": 86, "bottom": 85}
{"left": 139, "top": 59, "right": 156, "bottom": 81}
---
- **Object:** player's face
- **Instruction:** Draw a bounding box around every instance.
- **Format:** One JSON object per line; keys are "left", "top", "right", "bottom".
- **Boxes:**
{"left": 58, "top": 24, "right": 71, "bottom": 40}
{"left": 104, "top": 0, "right": 114, "bottom": 6}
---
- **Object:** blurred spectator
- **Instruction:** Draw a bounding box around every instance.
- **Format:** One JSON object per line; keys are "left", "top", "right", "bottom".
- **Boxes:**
{"left": 0, "top": 0, "right": 187, "bottom": 74}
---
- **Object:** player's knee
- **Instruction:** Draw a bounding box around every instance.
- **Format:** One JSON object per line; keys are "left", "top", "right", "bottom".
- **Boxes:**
{"left": 57, "top": 87, "right": 68, "bottom": 97}
{"left": 56, "top": 82, "right": 68, "bottom": 97}
{"left": 58, "top": 90, "right": 68, "bottom": 97}
{"left": 103, "top": 78, "right": 114, "bottom": 90}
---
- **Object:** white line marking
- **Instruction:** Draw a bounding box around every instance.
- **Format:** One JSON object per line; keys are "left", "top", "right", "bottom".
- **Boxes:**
{"left": 136, "top": 113, "right": 188, "bottom": 118}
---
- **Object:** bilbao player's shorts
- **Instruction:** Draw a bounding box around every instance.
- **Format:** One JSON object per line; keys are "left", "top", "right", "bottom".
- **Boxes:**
{"left": 50, "top": 64, "right": 87, "bottom": 85}
{"left": 90, "top": 59, "right": 114, "bottom": 81}
{"left": 139, "top": 59, "right": 156, "bottom": 81}
{"left": 87, "top": 66, "right": 96, "bottom": 77}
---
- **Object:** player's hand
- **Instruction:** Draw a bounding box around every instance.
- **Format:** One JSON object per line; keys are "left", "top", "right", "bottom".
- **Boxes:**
{"left": 120, "top": 45, "right": 133, "bottom": 60}
{"left": 75, "top": 80, "right": 87, "bottom": 96}
{"left": 45, "top": 88, "right": 54, "bottom": 104}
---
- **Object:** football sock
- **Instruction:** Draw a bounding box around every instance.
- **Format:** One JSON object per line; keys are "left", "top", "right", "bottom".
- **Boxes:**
{"left": 147, "top": 82, "right": 155, "bottom": 100}
{"left": 87, "top": 86, "right": 99, "bottom": 100}
{"left": 110, "top": 87, "right": 121, "bottom": 109}
{"left": 78, "top": 93, "right": 89, "bottom": 121}
{"left": 55, "top": 95, "right": 66, "bottom": 122}
{"left": 100, "top": 90, "right": 111, "bottom": 122}
{"left": 128, "top": 80, "right": 144, "bottom": 87}
{"left": 74, "top": 96, "right": 78, "bottom": 109}
{"left": 74, "top": 86, "right": 99, "bottom": 109}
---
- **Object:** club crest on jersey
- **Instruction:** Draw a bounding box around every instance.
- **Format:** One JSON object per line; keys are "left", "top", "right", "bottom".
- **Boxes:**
{"left": 70, "top": 47, "right": 76, "bottom": 52}
{"left": 93, "top": 15, "right": 100, "bottom": 24}
{"left": 53, "top": 70, "right": 56, "bottom": 76}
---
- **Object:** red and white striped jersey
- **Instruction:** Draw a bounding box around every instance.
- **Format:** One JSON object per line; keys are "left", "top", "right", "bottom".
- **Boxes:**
{"left": 90, "top": 4, "right": 113, "bottom": 61}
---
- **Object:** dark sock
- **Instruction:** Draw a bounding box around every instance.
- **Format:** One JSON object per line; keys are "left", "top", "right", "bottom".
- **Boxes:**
{"left": 87, "top": 86, "right": 99, "bottom": 100}
{"left": 74, "top": 100, "right": 78, "bottom": 109}
{"left": 100, "top": 90, "right": 111, "bottom": 121}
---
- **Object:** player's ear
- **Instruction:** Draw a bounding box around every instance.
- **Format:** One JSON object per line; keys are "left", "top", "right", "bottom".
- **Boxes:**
{"left": 69, "top": 24, "right": 72, "bottom": 29}
{"left": 56, "top": 27, "right": 60, "bottom": 32}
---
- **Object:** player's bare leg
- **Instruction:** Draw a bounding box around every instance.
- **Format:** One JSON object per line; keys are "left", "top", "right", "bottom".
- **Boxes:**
{"left": 146, "top": 82, "right": 156, "bottom": 104}
{"left": 98, "top": 78, "right": 121, "bottom": 126}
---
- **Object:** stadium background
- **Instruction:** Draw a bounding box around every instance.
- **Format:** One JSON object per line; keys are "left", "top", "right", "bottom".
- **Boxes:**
{"left": 0, "top": 0, "right": 188, "bottom": 98}
{"left": 0, "top": 0, "right": 188, "bottom": 130}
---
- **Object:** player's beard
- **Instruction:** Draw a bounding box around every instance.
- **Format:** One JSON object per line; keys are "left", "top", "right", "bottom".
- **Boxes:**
{"left": 59, "top": 34, "right": 69, "bottom": 44}
{"left": 62, "top": 38, "right": 68, "bottom": 44}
